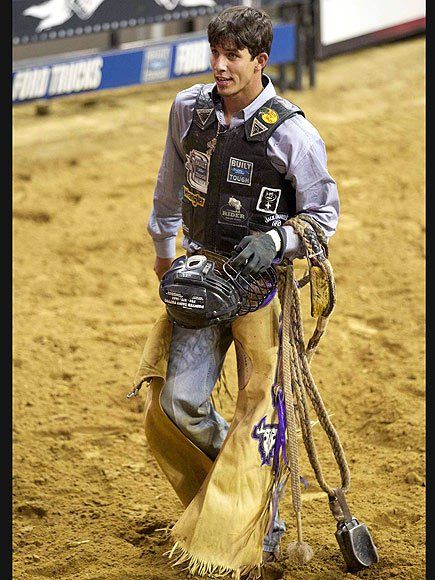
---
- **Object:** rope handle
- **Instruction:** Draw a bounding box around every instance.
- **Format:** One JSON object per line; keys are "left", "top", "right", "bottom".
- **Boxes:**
{"left": 281, "top": 215, "right": 336, "bottom": 359}
{"left": 333, "top": 488, "right": 353, "bottom": 523}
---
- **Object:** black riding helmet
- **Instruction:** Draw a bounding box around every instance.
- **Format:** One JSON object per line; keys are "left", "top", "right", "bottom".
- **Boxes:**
{"left": 159, "top": 253, "right": 277, "bottom": 329}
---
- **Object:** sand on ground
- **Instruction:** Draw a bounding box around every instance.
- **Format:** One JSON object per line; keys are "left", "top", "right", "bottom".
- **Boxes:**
{"left": 13, "top": 36, "right": 425, "bottom": 579}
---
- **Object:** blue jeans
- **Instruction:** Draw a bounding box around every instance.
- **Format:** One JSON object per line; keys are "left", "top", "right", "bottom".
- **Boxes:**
{"left": 160, "top": 322, "right": 285, "bottom": 554}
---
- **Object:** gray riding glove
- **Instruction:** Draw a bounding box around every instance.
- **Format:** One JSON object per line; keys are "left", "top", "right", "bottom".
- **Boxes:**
{"left": 231, "top": 233, "right": 278, "bottom": 275}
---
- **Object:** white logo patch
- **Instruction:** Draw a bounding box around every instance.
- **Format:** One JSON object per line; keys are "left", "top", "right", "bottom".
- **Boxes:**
{"left": 185, "top": 149, "right": 210, "bottom": 194}
{"left": 250, "top": 117, "right": 268, "bottom": 137}
{"left": 256, "top": 187, "right": 282, "bottom": 214}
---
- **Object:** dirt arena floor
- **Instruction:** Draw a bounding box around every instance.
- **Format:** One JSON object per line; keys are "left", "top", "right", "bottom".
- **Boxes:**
{"left": 13, "top": 35, "right": 425, "bottom": 579}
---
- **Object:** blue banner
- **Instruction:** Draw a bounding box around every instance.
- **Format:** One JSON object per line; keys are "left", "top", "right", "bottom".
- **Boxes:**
{"left": 13, "top": 24, "right": 296, "bottom": 104}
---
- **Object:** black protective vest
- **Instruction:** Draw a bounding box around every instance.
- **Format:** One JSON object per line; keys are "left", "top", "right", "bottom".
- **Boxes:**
{"left": 181, "top": 84, "right": 305, "bottom": 255}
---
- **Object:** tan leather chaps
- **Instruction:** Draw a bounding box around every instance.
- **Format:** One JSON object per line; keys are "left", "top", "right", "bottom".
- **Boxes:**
{"left": 134, "top": 298, "right": 281, "bottom": 578}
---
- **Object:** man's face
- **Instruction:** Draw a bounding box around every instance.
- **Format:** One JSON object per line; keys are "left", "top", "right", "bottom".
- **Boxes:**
{"left": 210, "top": 44, "right": 265, "bottom": 100}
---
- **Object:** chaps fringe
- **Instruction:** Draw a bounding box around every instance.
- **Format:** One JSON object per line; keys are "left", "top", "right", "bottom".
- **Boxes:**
{"left": 166, "top": 540, "right": 262, "bottom": 579}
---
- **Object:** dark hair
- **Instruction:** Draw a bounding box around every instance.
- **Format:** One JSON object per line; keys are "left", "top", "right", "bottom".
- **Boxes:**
{"left": 207, "top": 6, "right": 273, "bottom": 59}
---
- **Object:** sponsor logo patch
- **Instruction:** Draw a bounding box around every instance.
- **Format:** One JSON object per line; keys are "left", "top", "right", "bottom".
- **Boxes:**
{"left": 185, "top": 149, "right": 210, "bottom": 193}
{"left": 259, "top": 107, "right": 279, "bottom": 125}
{"left": 219, "top": 196, "right": 248, "bottom": 224}
{"left": 263, "top": 212, "right": 288, "bottom": 227}
{"left": 183, "top": 185, "right": 205, "bottom": 207}
{"left": 256, "top": 187, "right": 281, "bottom": 214}
{"left": 226, "top": 157, "right": 253, "bottom": 186}
{"left": 252, "top": 416, "right": 278, "bottom": 466}
{"left": 263, "top": 213, "right": 288, "bottom": 223}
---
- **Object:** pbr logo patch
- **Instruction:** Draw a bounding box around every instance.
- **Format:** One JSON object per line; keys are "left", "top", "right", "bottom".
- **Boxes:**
{"left": 256, "top": 187, "right": 281, "bottom": 214}
{"left": 227, "top": 157, "right": 253, "bottom": 186}
{"left": 219, "top": 196, "right": 248, "bottom": 224}
{"left": 197, "top": 108, "right": 214, "bottom": 126}
{"left": 252, "top": 416, "right": 278, "bottom": 466}
{"left": 250, "top": 117, "right": 268, "bottom": 137}
{"left": 183, "top": 185, "right": 205, "bottom": 207}
{"left": 185, "top": 149, "right": 210, "bottom": 194}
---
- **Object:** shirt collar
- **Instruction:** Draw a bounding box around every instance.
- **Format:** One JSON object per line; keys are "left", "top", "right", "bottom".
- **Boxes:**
{"left": 209, "top": 75, "right": 276, "bottom": 121}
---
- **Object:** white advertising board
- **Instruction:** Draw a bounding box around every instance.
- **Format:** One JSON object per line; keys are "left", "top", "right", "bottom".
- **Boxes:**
{"left": 319, "top": 0, "right": 426, "bottom": 46}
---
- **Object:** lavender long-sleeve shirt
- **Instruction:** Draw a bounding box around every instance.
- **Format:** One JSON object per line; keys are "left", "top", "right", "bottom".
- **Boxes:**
{"left": 147, "top": 75, "right": 339, "bottom": 259}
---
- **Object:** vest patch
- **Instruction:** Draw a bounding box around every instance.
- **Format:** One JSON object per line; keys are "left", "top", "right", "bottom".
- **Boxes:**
{"left": 259, "top": 106, "right": 279, "bottom": 125}
{"left": 219, "top": 196, "right": 248, "bottom": 224}
{"left": 185, "top": 149, "right": 210, "bottom": 193}
{"left": 183, "top": 185, "right": 205, "bottom": 207}
{"left": 264, "top": 212, "right": 289, "bottom": 223}
{"left": 197, "top": 108, "right": 214, "bottom": 126}
{"left": 256, "top": 187, "right": 282, "bottom": 214}
{"left": 250, "top": 117, "right": 268, "bottom": 137}
{"left": 226, "top": 157, "right": 253, "bottom": 186}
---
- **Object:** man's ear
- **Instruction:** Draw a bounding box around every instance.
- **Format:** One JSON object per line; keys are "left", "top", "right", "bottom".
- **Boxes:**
{"left": 256, "top": 52, "right": 269, "bottom": 70}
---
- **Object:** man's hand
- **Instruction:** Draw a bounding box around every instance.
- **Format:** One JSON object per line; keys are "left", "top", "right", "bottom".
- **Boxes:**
{"left": 154, "top": 257, "right": 174, "bottom": 281}
{"left": 231, "top": 233, "right": 278, "bottom": 275}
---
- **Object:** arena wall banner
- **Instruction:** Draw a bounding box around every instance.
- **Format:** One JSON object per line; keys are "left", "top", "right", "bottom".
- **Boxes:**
{"left": 317, "top": 0, "right": 425, "bottom": 57}
{"left": 12, "top": 23, "right": 297, "bottom": 104}
{"left": 13, "top": 0, "right": 240, "bottom": 45}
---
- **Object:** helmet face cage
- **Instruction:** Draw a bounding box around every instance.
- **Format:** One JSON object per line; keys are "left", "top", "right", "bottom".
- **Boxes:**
{"left": 222, "top": 260, "right": 277, "bottom": 314}
{"left": 201, "top": 250, "right": 278, "bottom": 315}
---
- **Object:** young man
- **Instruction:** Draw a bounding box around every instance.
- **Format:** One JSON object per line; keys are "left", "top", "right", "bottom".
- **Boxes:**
{"left": 140, "top": 5, "right": 339, "bottom": 577}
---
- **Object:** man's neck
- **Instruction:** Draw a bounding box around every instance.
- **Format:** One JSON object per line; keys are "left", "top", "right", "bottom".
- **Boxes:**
{"left": 221, "top": 79, "right": 265, "bottom": 124}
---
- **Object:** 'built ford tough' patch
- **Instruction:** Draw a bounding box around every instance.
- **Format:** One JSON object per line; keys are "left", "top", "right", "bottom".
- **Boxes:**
{"left": 227, "top": 157, "right": 253, "bottom": 186}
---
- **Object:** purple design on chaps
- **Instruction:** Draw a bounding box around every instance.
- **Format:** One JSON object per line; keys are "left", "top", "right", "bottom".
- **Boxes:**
{"left": 273, "top": 387, "right": 288, "bottom": 472}
{"left": 251, "top": 416, "right": 279, "bottom": 466}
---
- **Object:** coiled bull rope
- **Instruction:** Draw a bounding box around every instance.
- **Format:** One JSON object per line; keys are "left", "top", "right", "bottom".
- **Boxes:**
{"left": 275, "top": 214, "right": 351, "bottom": 562}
